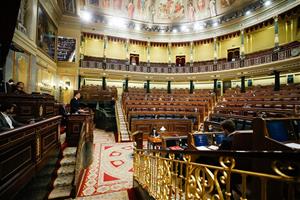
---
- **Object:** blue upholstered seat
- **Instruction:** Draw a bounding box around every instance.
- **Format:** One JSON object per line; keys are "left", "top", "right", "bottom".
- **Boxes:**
{"left": 215, "top": 134, "right": 225, "bottom": 145}
{"left": 194, "top": 134, "right": 209, "bottom": 147}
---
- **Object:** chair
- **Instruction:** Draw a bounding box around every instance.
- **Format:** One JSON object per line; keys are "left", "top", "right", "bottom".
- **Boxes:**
{"left": 194, "top": 134, "right": 209, "bottom": 147}
{"left": 244, "top": 121, "right": 252, "bottom": 130}
{"left": 215, "top": 134, "right": 225, "bottom": 145}
{"left": 231, "top": 131, "right": 253, "bottom": 150}
{"left": 235, "top": 120, "right": 245, "bottom": 130}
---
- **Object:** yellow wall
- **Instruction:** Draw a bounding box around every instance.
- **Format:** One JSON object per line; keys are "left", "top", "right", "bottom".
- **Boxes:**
{"left": 82, "top": 17, "right": 299, "bottom": 62}
{"left": 194, "top": 43, "right": 214, "bottom": 61}
{"left": 150, "top": 46, "right": 168, "bottom": 63}
{"left": 171, "top": 46, "right": 190, "bottom": 63}
{"left": 106, "top": 40, "right": 126, "bottom": 59}
{"left": 129, "top": 43, "right": 147, "bottom": 62}
{"left": 84, "top": 38, "right": 104, "bottom": 57}
{"left": 219, "top": 36, "right": 240, "bottom": 59}
{"left": 246, "top": 26, "right": 274, "bottom": 53}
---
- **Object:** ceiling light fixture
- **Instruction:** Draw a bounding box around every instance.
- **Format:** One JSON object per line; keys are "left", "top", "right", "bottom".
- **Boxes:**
{"left": 246, "top": 10, "right": 251, "bottom": 15}
{"left": 213, "top": 21, "right": 219, "bottom": 27}
{"left": 80, "top": 11, "right": 92, "bottom": 22}
{"left": 264, "top": 0, "right": 271, "bottom": 6}
{"left": 135, "top": 24, "right": 141, "bottom": 31}
{"left": 109, "top": 17, "right": 127, "bottom": 29}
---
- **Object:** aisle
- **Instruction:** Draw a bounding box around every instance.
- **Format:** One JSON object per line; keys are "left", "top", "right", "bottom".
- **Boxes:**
{"left": 76, "top": 129, "right": 133, "bottom": 200}
{"left": 116, "top": 98, "right": 131, "bottom": 142}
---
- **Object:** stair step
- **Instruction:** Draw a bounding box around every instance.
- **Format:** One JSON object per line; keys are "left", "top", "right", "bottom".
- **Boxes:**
{"left": 63, "top": 147, "right": 77, "bottom": 157}
{"left": 53, "top": 174, "right": 74, "bottom": 187}
{"left": 60, "top": 156, "right": 76, "bottom": 166}
{"left": 57, "top": 165, "right": 75, "bottom": 175}
{"left": 48, "top": 185, "right": 72, "bottom": 199}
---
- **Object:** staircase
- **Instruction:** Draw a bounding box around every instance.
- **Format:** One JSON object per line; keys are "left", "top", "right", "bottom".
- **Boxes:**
{"left": 13, "top": 149, "right": 60, "bottom": 200}
{"left": 116, "top": 98, "right": 131, "bottom": 142}
{"left": 48, "top": 147, "right": 77, "bottom": 199}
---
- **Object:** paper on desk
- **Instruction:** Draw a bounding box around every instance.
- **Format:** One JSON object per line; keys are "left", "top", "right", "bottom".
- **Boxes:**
{"left": 208, "top": 145, "right": 219, "bottom": 150}
{"left": 285, "top": 143, "right": 300, "bottom": 149}
{"left": 196, "top": 146, "right": 211, "bottom": 151}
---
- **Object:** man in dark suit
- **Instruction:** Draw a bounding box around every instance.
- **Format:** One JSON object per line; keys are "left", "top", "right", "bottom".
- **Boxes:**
{"left": 0, "top": 103, "right": 23, "bottom": 132}
{"left": 70, "top": 91, "right": 82, "bottom": 114}
{"left": 5, "top": 79, "right": 15, "bottom": 93}
{"left": 13, "top": 82, "right": 27, "bottom": 94}
{"left": 219, "top": 119, "right": 236, "bottom": 150}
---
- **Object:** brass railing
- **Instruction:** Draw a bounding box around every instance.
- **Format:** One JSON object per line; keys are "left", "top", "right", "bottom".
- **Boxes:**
{"left": 133, "top": 149, "right": 300, "bottom": 200}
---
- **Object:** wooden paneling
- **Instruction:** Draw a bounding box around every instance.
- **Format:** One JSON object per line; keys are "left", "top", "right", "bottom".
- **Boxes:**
{"left": 0, "top": 94, "right": 58, "bottom": 123}
{"left": 131, "top": 119, "right": 192, "bottom": 138}
{"left": 66, "top": 113, "right": 94, "bottom": 147}
{"left": 0, "top": 116, "right": 61, "bottom": 199}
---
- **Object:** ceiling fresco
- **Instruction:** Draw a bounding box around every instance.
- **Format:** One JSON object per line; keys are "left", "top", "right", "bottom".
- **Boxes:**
{"left": 79, "top": 0, "right": 256, "bottom": 24}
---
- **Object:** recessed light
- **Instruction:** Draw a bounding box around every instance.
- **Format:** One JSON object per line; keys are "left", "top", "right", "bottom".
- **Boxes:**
{"left": 80, "top": 11, "right": 92, "bottom": 22}
{"left": 264, "top": 1, "right": 271, "bottom": 6}
{"left": 135, "top": 24, "right": 141, "bottom": 31}
{"left": 213, "top": 21, "right": 219, "bottom": 27}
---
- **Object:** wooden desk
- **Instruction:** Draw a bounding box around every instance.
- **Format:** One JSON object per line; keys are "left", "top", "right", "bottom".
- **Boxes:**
{"left": 161, "top": 135, "right": 188, "bottom": 150}
{"left": 0, "top": 116, "right": 61, "bottom": 199}
{"left": 148, "top": 137, "right": 162, "bottom": 149}
{"left": 0, "top": 93, "right": 58, "bottom": 123}
{"left": 66, "top": 112, "right": 94, "bottom": 147}
{"left": 130, "top": 119, "right": 193, "bottom": 138}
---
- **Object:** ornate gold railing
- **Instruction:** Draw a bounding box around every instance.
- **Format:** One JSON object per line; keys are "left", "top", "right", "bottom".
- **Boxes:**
{"left": 133, "top": 149, "right": 300, "bottom": 200}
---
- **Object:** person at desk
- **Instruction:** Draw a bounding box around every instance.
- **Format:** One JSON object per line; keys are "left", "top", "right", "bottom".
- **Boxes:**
{"left": 219, "top": 119, "right": 236, "bottom": 150}
{"left": 70, "top": 91, "right": 86, "bottom": 114}
{"left": 5, "top": 79, "right": 15, "bottom": 93}
{"left": 150, "top": 127, "right": 158, "bottom": 137}
{"left": 13, "top": 82, "right": 27, "bottom": 94}
{"left": 0, "top": 103, "right": 24, "bottom": 132}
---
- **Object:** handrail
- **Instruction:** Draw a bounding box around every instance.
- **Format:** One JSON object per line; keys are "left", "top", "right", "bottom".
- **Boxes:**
{"left": 81, "top": 43, "right": 300, "bottom": 74}
{"left": 134, "top": 148, "right": 300, "bottom": 200}
{"left": 0, "top": 115, "right": 62, "bottom": 137}
{"left": 115, "top": 100, "right": 121, "bottom": 142}
{"left": 135, "top": 149, "right": 300, "bottom": 160}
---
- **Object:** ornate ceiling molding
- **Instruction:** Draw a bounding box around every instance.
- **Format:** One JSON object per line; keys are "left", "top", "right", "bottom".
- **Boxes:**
{"left": 80, "top": 0, "right": 300, "bottom": 42}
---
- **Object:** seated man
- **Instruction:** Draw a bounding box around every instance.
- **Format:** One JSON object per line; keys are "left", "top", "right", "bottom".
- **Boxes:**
{"left": 70, "top": 92, "right": 87, "bottom": 114}
{"left": 13, "top": 82, "right": 27, "bottom": 94}
{"left": 150, "top": 127, "right": 158, "bottom": 137}
{"left": 5, "top": 79, "right": 15, "bottom": 93}
{"left": 219, "top": 119, "right": 236, "bottom": 150}
{"left": 0, "top": 103, "right": 24, "bottom": 132}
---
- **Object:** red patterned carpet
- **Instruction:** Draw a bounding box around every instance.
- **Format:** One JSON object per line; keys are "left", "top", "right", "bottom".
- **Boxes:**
{"left": 78, "top": 130, "right": 133, "bottom": 197}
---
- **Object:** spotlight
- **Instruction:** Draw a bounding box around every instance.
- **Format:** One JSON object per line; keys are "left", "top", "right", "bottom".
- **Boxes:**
{"left": 135, "top": 24, "right": 141, "bottom": 31}
{"left": 213, "top": 21, "right": 219, "bottom": 27}
{"left": 264, "top": 0, "right": 271, "bottom": 6}
{"left": 246, "top": 10, "right": 251, "bottom": 15}
{"left": 180, "top": 26, "right": 189, "bottom": 32}
{"left": 109, "top": 17, "right": 127, "bottom": 29}
{"left": 80, "top": 11, "right": 92, "bottom": 22}
{"left": 194, "top": 22, "right": 204, "bottom": 31}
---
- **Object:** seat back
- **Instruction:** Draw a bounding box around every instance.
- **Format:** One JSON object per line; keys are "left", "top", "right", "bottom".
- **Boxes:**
{"left": 194, "top": 134, "right": 209, "bottom": 146}
{"left": 215, "top": 134, "right": 225, "bottom": 145}
{"left": 231, "top": 131, "right": 253, "bottom": 150}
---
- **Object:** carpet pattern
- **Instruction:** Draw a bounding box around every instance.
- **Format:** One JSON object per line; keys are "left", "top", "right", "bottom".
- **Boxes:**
{"left": 77, "top": 129, "right": 133, "bottom": 197}
{"left": 76, "top": 190, "right": 129, "bottom": 200}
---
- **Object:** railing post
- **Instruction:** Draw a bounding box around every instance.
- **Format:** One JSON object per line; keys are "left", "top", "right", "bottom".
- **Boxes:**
{"left": 184, "top": 154, "right": 191, "bottom": 200}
